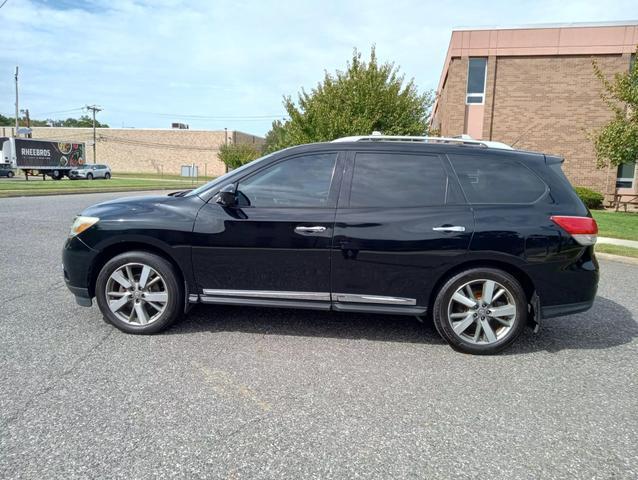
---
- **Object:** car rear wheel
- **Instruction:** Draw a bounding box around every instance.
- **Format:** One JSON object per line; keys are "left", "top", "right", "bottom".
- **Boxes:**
{"left": 105, "top": 172, "right": 111, "bottom": 180}
{"left": 432, "top": 268, "right": 527, "bottom": 355}
{"left": 95, "top": 251, "right": 183, "bottom": 334}
{"left": 7, "top": 171, "right": 14, "bottom": 178}
{"left": 87, "top": 173, "right": 94, "bottom": 180}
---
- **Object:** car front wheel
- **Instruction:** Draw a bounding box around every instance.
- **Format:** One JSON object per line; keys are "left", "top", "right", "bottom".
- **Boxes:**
{"left": 432, "top": 268, "right": 527, "bottom": 355}
{"left": 87, "top": 173, "right": 94, "bottom": 180}
{"left": 95, "top": 251, "right": 183, "bottom": 334}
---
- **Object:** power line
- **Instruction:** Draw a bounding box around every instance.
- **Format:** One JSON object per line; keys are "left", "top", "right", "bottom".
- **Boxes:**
{"left": 38, "top": 107, "right": 86, "bottom": 116}
{"left": 0, "top": 0, "right": 10, "bottom": 10}
{"left": 99, "top": 134, "right": 220, "bottom": 151}
{"left": 105, "top": 108, "right": 287, "bottom": 120}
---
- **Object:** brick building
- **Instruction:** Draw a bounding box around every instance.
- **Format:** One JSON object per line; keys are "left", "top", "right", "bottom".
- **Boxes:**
{"left": 0, "top": 126, "right": 264, "bottom": 177}
{"left": 431, "top": 21, "right": 638, "bottom": 198}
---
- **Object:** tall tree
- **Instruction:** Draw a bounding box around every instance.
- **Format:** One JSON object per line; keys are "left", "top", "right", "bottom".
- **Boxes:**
{"left": 264, "top": 47, "right": 433, "bottom": 152}
{"left": 592, "top": 51, "right": 638, "bottom": 168}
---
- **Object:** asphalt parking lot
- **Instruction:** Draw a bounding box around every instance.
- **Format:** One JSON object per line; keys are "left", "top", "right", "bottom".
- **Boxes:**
{"left": 1, "top": 192, "right": 637, "bottom": 479}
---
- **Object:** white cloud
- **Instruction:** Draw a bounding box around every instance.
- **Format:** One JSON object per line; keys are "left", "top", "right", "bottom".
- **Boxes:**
{"left": 0, "top": 0, "right": 635, "bottom": 134}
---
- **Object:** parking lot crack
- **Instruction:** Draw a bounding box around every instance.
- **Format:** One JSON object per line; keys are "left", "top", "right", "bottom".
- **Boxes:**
{"left": 0, "top": 328, "right": 115, "bottom": 430}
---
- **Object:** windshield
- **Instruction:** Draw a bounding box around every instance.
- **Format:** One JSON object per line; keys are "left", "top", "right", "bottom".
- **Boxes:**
{"left": 186, "top": 151, "right": 278, "bottom": 198}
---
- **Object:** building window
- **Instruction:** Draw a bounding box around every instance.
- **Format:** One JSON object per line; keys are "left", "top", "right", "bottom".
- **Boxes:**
{"left": 466, "top": 58, "right": 487, "bottom": 104}
{"left": 616, "top": 162, "right": 636, "bottom": 189}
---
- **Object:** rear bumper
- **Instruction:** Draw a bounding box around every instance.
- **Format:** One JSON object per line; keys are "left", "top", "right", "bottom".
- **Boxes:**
{"left": 528, "top": 246, "right": 599, "bottom": 319}
{"left": 541, "top": 300, "right": 594, "bottom": 319}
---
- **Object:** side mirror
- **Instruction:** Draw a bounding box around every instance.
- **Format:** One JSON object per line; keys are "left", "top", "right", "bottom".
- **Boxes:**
{"left": 214, "top": 184, "right": 238, "bottom": 208}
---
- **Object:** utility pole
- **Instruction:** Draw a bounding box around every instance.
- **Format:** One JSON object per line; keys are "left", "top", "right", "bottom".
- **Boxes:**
{"left": 14, "top": 66, "right": 19, "bottom": 135}
{"left": 85, "top": 105, "right": 102, "bottom": 163}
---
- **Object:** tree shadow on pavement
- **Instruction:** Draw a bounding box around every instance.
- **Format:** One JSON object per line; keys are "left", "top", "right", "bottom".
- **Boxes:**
{"left": 168, "top": 295, "right": 636, "bottom": 354}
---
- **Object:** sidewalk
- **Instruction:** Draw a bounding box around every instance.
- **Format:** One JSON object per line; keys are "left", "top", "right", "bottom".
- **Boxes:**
{"left": 598, "top": 237, "right": 638, "bottom": 248}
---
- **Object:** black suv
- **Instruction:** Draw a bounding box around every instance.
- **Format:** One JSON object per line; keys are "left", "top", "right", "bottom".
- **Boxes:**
{"left": 63, "top": 136, "right": 599, "bottom": 354}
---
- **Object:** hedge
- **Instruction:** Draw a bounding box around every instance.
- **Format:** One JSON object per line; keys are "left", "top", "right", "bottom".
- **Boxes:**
{"left": 574, "top": 186, "right": 604, "bottom": 209}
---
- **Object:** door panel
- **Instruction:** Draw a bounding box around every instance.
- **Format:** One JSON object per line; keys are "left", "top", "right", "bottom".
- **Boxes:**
{"left": 332, "top": 206, "right": 474, "bottom": 307}
{"left": 192, "top": 206, "right": 335, "bottom": 293}
{"left": 191, "top": 152, "right": 343, "bottom": 300}
{"left": 331, "top": 151, "right": 474, "bottom": 308}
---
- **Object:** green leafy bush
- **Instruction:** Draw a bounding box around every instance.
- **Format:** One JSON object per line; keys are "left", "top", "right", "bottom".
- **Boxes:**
{"left": 218, "top": 143, "right": 261, "bottom": 171}
{"left": 574, "top": 186, "right": 604, "bottom": 209}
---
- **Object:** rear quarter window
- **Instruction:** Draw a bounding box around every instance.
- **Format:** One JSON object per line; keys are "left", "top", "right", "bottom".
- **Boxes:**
{"left": 449, "top": 154, "right": 547, "bottom": 204}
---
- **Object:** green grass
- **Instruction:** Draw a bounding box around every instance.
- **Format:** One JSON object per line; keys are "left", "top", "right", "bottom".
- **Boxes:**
{"left": 113, "top": 172, "right": 217, "bottom": 181}
{"left": 596, "top": 243, "right": 638, "bottom": 259}
{"left": 0, "top": 177, "right": 208, "bottom": 197}
{"left": 590, "top": 210, "right": 638, "bottom": 241}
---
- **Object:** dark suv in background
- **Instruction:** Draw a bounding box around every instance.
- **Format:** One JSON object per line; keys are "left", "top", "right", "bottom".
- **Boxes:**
{"left": 63, "top": 135, "right": 598, "bottom": 354}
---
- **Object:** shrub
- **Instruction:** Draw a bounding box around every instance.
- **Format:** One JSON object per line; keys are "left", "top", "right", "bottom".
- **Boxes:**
{"left": 218, "top": 143, "right": 262, "bottom": 171}
{"left": 574, "top": 186, "right": 604, "bottom": 209}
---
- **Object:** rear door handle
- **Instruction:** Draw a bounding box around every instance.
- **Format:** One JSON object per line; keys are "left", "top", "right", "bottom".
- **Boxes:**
{"left": 432, "top": 225, "right": 466, "bottom": 232}
{"left": 295, "top": 226, "right": 327, "bottom": 234}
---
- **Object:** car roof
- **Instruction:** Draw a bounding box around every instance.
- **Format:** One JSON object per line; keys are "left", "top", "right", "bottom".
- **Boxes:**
{"left": 279, "top": 140, "right": 546, "bottom": 161}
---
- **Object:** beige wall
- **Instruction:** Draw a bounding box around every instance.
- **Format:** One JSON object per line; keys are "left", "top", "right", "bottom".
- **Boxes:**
{"left": 0, "top": 126, "right": 264, "bottom": 176}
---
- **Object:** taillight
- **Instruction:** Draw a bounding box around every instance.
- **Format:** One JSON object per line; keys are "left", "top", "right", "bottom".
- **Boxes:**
{"left": 550, "top": 216, "right": 598, "bottom": 246}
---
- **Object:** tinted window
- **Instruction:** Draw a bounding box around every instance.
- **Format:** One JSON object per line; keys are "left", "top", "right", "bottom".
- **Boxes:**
{"left": 467, "top": 58, "right": 487, "bottom": 95}
{"left": 450, "top": 155, "right": 546, "bottom": 204}
{"left": 237, "top": 153, "right": 336, "bottom": 208}
{"left": 349, "top": 153, "right": 450, "bottom": 207}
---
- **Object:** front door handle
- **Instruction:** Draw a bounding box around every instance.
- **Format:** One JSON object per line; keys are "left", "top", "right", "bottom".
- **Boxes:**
{"left": 432, "top": 225, "right": 466, "bottom": 232}
{"left": 294, "top": 226, "right": 327, "bottom": 234}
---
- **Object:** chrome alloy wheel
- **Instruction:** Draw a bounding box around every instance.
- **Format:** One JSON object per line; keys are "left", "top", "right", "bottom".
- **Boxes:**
{"left": 447, "top": 279, "right": 517, "bottom": 345}
{"left": 105, "top": 263, "right": 169, "bottom": 326}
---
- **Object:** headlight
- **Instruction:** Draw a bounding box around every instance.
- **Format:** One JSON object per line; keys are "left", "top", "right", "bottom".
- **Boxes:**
{"left": 70, "top": 216, "right": 99, "bottom": 237}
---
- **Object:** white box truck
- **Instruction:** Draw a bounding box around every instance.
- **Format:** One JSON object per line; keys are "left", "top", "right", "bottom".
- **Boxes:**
{"left": 1, "top": 137, "right": 87, "bottom": 180}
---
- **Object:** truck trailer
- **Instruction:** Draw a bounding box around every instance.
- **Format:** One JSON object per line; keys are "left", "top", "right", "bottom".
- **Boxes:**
{"left": 0, "top": 137, "right": 87, "bottom": 180}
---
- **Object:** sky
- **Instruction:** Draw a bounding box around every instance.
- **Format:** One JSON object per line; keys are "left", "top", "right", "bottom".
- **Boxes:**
{"left": 0, "top": 0, "right": 635, "bottom": 136}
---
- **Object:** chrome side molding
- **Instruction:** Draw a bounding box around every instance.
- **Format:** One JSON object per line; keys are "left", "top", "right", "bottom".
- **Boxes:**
{"left": 199, "top": 289, "right": 416, "bottom": 306}
{"left": 332, "top": 293, "right": 416, "bottom": 305}
{"left": 202, "top": 289, "right": 330, "bottom": 301}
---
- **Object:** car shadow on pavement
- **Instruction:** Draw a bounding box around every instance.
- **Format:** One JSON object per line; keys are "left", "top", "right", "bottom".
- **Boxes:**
{"left": 170, "top": 304, "right": 447, "bottom": 345}
{"left": 168, "top": 296, "right": 636, "bottom": 353}
{"left": 505, "top": 296, "right": 637, "bottom": 355}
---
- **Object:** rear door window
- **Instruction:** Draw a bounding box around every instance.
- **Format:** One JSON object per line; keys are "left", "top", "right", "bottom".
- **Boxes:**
{"left": 348, "top": 152, "right": 456, "bottom": 207}
{"left": 449, "top": 154, "right": 547, "bottom": 204}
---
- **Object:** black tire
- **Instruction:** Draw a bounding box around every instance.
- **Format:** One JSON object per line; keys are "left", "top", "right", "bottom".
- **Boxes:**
{"left": 95, "top": 251, "right": 183, "bottom": 334}
{"left": 7, "top": 171, "right": 14, "bottom": 178}
{"left": 52, "top": 170, "right": 62, "bottom": 180}
{"left": 105, "top": 172, "right": 111, "bottom": 180}
{"left": 87, "top": 173, "right": 94, "bottom": 180}
{"left": 432, "top": 268, "right": 527, "bottom": 355}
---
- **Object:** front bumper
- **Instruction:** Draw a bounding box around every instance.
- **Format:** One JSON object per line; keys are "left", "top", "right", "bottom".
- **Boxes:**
{"left": 63, "top": 235, "right": 98, "bottom": 307}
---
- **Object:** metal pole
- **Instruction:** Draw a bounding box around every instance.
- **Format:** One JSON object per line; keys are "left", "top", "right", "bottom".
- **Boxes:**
{"left": 86, "top": 105, "right": 102, "bottom": 163}
{"left": 25, "top": 109, "right": 31, "bottom": 138}
{"left": 14, "top": 66, "right": 19, "bottom": 135}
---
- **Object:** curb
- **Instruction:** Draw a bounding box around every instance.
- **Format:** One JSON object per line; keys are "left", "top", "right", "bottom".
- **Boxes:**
{"left": 595, "top": 252, "right": 638, "bottom": 266}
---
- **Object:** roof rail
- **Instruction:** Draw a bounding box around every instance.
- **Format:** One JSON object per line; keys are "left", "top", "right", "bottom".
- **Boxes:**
{"left": 331, "top": 132, "right": 513, "bottom": 150}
